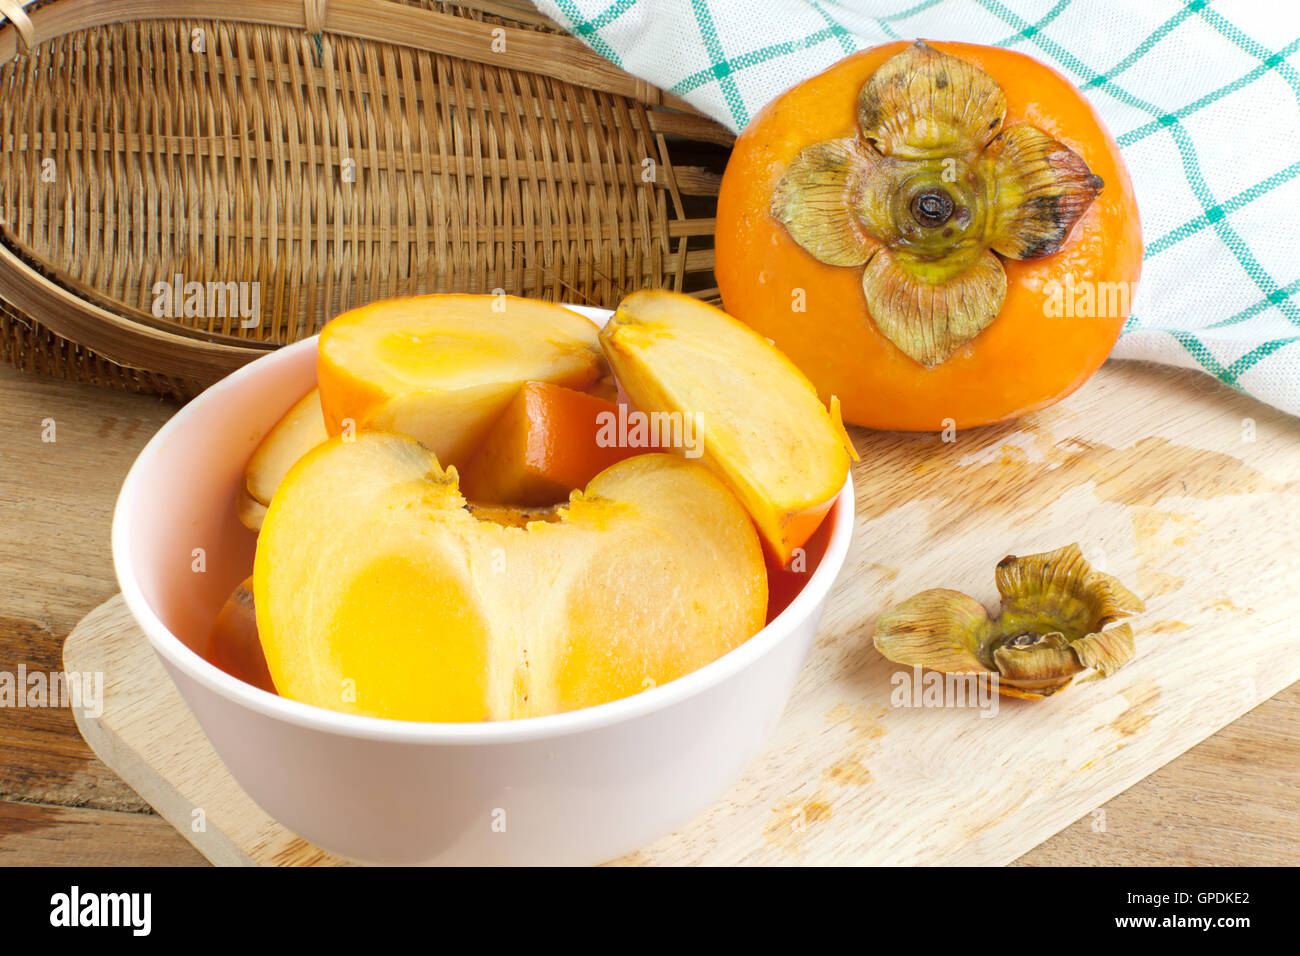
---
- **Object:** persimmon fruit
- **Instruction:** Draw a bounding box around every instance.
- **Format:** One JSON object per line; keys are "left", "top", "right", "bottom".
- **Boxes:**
{"left": 457, "top": 381, "right": 648, "bottom": 507}
{"left": 240, "top": 387, "right": 328, "bottom": 530}
{"left": 716, "top": 40, "right": 1142, "bottom": 430}
{"left": 205, "top": 577, "right": 276, "bottom": 693}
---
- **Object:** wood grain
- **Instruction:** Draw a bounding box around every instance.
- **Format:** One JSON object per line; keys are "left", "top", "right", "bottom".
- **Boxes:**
{"left": 0, "top": 801, "right": 206, "bottom": 866}
{"left": 0, "top": 367, "right": 176, "bottom": 636}
{"left": 0, "top": 368, "right": 178, "bottom": 823}
{"left": 1017, "top": 688, "right": 1300, "bottom": 866}
{"left": 0, "top": 614, "right": 149, "bottom": 812}
{"left": 56, "top": 358, "right": 1300, "bottom": 865}
{"left": 67, "top": 596, "right": 346, "bottom": 867}
{"left": 0, "top": 365, "right": 190, "bottom": 858}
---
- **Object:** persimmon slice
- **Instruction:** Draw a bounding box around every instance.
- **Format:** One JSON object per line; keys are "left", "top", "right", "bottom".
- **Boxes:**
{"left": 244, "top": 388, "right": 328, "bottom": 508}
{"left": 600, "top": 290, "right": 850, "bottom": 566}
{"left": 316, "top": 295, "right": 607, "bottom": 470}
{"left": 458, "top": 381, "right": 650, "bottom": 507}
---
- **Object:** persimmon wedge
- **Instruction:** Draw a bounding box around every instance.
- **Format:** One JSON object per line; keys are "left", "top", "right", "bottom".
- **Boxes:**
{"left": 316, "top": 295, "right": 607, "bottom": 469}
{"left": 241, "top": 388, "right": 329, "bottom": 527}
{"left": 458, "top": 381, "right": 649, "bottom": 507}
{"left": 236, "top": 489, "right": 269, "bottom": 532}
{"left": 205, "top": 577, "right": 275, "bottom": 693}
{"left": 599, "top": 290, "right": 852, "bottom": 566}
{"left": 254, "top": 434, "right": 767, "bottom": 722}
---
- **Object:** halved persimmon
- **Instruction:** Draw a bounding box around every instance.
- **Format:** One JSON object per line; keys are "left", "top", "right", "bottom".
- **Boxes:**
{"left": 716, "top": 40, "right": 1142, "bottom": 430}
{"left": 254, "top": 435, "right": 766, "bottom": 721}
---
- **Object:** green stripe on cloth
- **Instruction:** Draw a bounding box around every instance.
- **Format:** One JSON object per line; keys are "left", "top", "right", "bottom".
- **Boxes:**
{"left": 1168, "top": 329, "right": 1298, "bottom": 386}
{"left": 1207, "top": 277, "right": 1300, "bottom": 330}
{"left": 871, "top": 0, "right": 949, "bottom": 40}
{"left": 1147, "top": 161, "right": 1300, "bottom": 257}
{"left": 991, "top": 0, "right": 1071, "bottom": 48}
{"left": 1117, "top": 39, "right": 1300, "bottom": 147}
{"left": 688, "top": 0, "right": 750, "bottom": 128}
{"left": 808, "top": 1, "right": 857, "bottom": 55}
{"left": 669, "top": 28, "right": 848, "bottom": 96}
{"left": 1198, "top": 5, "right": 1300, "bottom": 107}
{"left": 1081, "top": 1, "right": 1204, "bottom": 90}
{"left": 548, "top": 0, "right": 630, "bottom": 65}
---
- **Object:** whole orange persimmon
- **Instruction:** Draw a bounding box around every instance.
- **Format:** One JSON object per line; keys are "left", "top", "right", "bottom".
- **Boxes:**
{"left": 716, "top": 40, "right": 1142, "bottom": 430}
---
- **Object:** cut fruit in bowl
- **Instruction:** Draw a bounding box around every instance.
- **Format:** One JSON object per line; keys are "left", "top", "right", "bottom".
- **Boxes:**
{"left": 244, "top": 388, "right": 328, "bottom": 508}
{"left": 247, "top": 293, "right": 851, "bottom": 724}
{"left": 238, "top": 388, "right": 329, "bottom": 530}
{"left": 205, "top": 577, "right": 275, "bottom": 694}
{"left": 111, "top": 304, "right": 855, "bottom": 864}
{"left": 239, "top": 297, "right": 616, "bottom": 529}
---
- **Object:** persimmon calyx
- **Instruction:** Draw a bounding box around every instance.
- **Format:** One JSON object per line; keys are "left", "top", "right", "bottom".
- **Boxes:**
{"left": 871, "top": 543, "right": 1145, "bottom": 700}
{"left": 770, "top": 40, "right": 1104, "bottom": 367}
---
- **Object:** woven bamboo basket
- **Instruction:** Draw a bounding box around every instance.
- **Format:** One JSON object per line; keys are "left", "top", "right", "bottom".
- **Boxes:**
{"left": 0, "top": 0, "right": 732, "bottom": 400}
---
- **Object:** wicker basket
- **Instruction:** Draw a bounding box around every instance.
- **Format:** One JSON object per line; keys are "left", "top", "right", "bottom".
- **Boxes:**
{"left": 0, "top": 0, "right": 732, "bottom": 400}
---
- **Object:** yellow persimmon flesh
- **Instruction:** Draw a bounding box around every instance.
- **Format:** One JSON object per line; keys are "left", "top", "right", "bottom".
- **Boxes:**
{"left": 316, "top": 295, "right": 608, "bottom": 470}
{"left": 600, "top": 289, "right": 850, "bottom": 566}
{"left": 254, "top": 433, "right": 767, "bottom": 721}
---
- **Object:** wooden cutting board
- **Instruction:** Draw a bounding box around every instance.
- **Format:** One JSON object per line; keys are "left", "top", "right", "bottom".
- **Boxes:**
{"left": 65, "top": 360, "right": 1300, "bottom": 865}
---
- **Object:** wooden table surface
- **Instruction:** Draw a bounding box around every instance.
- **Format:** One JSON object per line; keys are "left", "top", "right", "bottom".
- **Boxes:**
{"left": 1, "top": 361, "right": 1297, "bottom": 866}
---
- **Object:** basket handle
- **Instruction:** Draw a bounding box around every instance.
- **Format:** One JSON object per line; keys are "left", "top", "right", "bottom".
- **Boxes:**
{"left": 0, "top": 0, "right": 706, "bottom": 115}
{"left": 0, "top": 0, "right": 32, "bottom": 55}
{"left": 0, "top": 242, "right": 266, "bottom": 383}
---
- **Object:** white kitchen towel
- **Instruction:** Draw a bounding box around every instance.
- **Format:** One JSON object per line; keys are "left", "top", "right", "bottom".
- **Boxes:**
{"left": 536, "top": 0, "right": 1300, "bottom": 417}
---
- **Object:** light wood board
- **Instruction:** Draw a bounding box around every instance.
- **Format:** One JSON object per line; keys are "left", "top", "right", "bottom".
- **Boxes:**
{"left": 64, "top": 360, "right": 1300, "bottom": 865}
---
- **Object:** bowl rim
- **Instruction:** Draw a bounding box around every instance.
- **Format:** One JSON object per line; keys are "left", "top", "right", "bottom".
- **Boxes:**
{"left": 112, "top": 326, "right": 856, "bottom": 746}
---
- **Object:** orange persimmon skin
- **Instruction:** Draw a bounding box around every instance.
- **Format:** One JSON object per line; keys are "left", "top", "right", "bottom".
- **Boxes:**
{"left": 716, "top": 41, "right": 1143, "bottom": 431}
{"left": 458, "top": 382, "right": 649, "bottom": 507}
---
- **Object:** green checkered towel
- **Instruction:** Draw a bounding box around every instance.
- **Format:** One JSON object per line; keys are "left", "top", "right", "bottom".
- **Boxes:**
{"left": 537, "top": 0, "right": 1300, "bottom": 417}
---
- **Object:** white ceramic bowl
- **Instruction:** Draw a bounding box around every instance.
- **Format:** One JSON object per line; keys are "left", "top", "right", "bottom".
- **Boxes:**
{"left": 111, "top": 307, "right": 855, "bottom": 865}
